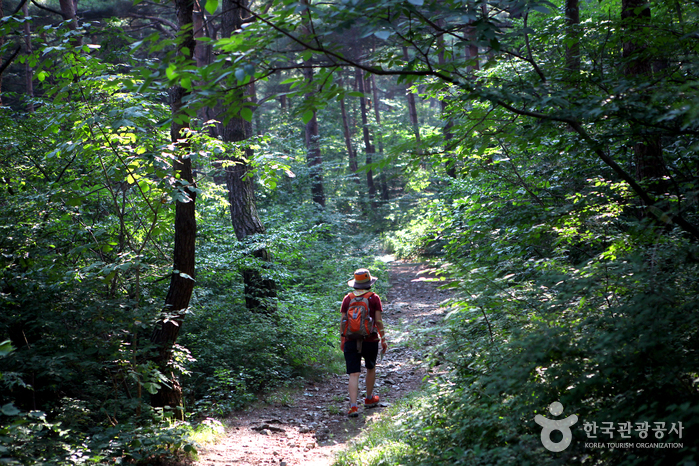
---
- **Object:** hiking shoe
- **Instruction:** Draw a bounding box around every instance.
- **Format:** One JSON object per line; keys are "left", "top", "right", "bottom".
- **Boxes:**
{"left": 364, "top": 395, "right": 380, "bottom": 408}
{"left": 348, "top": 406, "right": 359, "bottom": 417}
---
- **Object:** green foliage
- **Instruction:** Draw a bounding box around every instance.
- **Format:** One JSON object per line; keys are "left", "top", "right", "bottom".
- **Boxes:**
{"left": 0, "top": 27, "right": 210, "bottom": 463}
{"left": 6, "top": 0, "right": 699, "bottom": 464}
{"left": 334, "top": 394, "right": 421, "bottom": 466}
{"left": 332, "top": 1, "right": 699, "bottom": 464}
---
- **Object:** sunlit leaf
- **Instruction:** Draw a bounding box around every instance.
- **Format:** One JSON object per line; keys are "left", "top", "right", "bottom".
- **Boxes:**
{"left": 204, "top": 0, "right": 218, "bottom": 14}
{"left": 302, "top": 109, "right": 314, "bottom": 125}
{"left": 240, "top": 107, "right": 253, "bottom": 122}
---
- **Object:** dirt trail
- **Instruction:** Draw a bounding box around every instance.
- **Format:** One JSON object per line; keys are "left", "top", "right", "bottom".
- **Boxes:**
{"left": 193, "top": 260, "right": 451, "bottom": 466}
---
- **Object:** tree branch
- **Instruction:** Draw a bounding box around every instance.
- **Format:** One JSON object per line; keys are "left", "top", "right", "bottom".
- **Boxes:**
{"left": 568, "top": 120, "right": 699, "bottom": 241}
{"left": 126, "top": 13, "right": 178, "bottom": 32}
{"left": 0, "top": 46, "right": 21, "bottom": 76}
{"left": 234, "top": 0, "right": 457, "bottom": 84}
{"left": 30, "top": 0, "right": 62, "bottom": 16}
{"left": 12, "top": 0, "right": 29, "bottom": 15}
{"left": 489, "top": 98, "right": 699, "bottom": 240}
{"left": 524, "top": 13, "right": 546, "bottom": 83}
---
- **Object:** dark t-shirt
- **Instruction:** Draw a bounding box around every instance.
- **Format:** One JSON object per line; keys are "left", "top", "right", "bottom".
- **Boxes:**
{"left": 341, "top": 291, "right": 383, "bottom": 343}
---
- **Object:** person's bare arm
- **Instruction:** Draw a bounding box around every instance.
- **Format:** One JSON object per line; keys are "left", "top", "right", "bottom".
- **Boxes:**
{"left": 374, "top": 310, "right": 385, "bottom": 339}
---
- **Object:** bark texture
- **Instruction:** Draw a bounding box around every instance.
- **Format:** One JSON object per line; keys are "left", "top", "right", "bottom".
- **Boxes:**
{"left": 356, "top": 67, "right": 376, "bottom": 204}
{"left": 302, "top": 62, "right": 326, "bottom": 207}
{"left": 339, "top": 74, "right": 359, "bottom": 181}
{"left": 402, "top": 47, "right": 422, "bottom": 150}
{"left": 565, "top": 0, "right": 580, "bottom": 72}
{"left": 59, "top": 0, "right": 82, "bottom": 46}
{"left": 149, "top": 0, "right": 197, "bottom": 419}
{"left": 221, "top": 0, "right": 276, "bottom": 314}
{"left": 370, "top": 74, "right": 389, "bottom": 201}
{"left": 23, "top": 0, "right": 34, "bottom": 113}
{"left": 621, "top": 0, "right": 666, "bottom": 194}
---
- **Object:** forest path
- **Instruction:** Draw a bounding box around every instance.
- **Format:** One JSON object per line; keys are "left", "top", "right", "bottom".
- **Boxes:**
{"left": 193, "top": 259, "right": 452, "bottom": 466}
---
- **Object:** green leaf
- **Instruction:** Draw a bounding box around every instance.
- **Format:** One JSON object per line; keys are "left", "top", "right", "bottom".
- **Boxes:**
{"left": 204, "top": 0, "right": 218, "bottom": 14}
{"left": 240, "top": 107, "right": 253, "bottom": 122}
{"left": 183, "top": 444, "right": 196, "bottom": 453}
{"left": 301, "top": 109, "right": 314, "bottom": 125}
{"left": 166, "top": 64, "right": 179, "bottom": 80}
{"left": 235, "top": 68, "right": 246, "bottom": 82}
{"left": 374, "top": 30, "right": 391, "bottom": 40}
{"left": 1, "top": 403, "right": 20, "bottom": 416}
{"left": 407, "top": 0, "right": 423, "bottom": 5}
{"left": 0, "top": 340, "right": 14, "bottom": 358}
{"left": 143, "top": 382, "right": 160, "bottom": 395}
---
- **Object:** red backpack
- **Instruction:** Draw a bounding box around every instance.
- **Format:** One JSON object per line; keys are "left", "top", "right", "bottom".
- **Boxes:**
{"left": 343, "top": 292, "right": 375, "bottom": 350}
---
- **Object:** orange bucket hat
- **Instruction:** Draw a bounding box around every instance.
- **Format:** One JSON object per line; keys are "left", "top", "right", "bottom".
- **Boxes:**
{"left": 347, "top": 268, "right": 378, "bottom": 289}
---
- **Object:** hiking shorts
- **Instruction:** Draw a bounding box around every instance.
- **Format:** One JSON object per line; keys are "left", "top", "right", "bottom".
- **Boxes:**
{"left": 344, "top": 340, "right": 379, "bottom": 374}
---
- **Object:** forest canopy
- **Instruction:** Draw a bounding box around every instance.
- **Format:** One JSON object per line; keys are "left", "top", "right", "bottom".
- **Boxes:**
{"left": 1, "top": 0, "right": 698, "bottom": 464}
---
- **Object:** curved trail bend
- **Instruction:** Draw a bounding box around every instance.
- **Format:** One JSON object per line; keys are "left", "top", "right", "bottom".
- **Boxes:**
{"left": 194, "top": 260, "right": 451, "bottom": 466}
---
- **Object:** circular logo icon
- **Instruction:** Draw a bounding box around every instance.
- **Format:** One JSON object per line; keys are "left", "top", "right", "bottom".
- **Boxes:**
{"left": 534, "top": 402, "right": 578, "bottom": 452}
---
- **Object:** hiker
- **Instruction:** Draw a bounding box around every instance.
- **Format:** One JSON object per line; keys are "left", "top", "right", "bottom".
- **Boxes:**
{"left": 340, "top": 268, "right": 388, "bottom": 417}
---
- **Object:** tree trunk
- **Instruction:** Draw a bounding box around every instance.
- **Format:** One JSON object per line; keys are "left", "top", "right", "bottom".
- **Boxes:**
{"left": 402, "top": 46, "right": 422, "bottom": 151}
{"left": 193, "top": 7, "right": 210, "bottom": 68}
{"left": 0, "top": 0, "right": 3, "bottom": 107}
{"left": 356, "top": 67, "right": 376, "bottom": 205}
{"left": 221, "top": 0, "right": 277, "bottom": 314}
{"left": 279, "top": 94, "right": 287, "bottom": 111}
{"left": 621, "top": 0, "right": 666, "bottom": 196}
{"left": 23, "top": 0, "right": 34, "bottom": 113}
{"left": 465, "top": 21, "right": 480, "bottom": 72}
{"left": 58, "top": 0, "right": 82, "bottom": 46}
{"left": 302, "top": 61, "right": 326, "bottom": 207}
{"left": 370, "top": 74, "right": 389, "bottom": 201}
{"left": 437, "top": 20, "right": 457, "bottom": 178}
{"left": 621, "top": 0, "right": 652, "bottom": 76}
{"left": 565, "top": 0, "right": 580, "bottom": 73}
{"left": 339, "top": 74, "right": 359, "bottom": 182}
{"left": 149, "top": 0, "right": 197, "bottom": 420}
{"left": 193, "top": 4, "right": 217, "bottom": 131}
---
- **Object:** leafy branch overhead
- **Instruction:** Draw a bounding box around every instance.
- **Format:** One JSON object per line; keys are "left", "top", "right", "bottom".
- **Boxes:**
{"left": 153, "top": 0, "right": 699, "bottom": 240}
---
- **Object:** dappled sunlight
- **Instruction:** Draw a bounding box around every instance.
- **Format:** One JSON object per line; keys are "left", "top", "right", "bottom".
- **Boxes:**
{"left": 376, "top": 254, "right": 396, "bottom": 263}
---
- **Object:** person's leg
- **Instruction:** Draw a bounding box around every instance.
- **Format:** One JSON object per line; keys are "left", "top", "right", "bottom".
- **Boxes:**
{"left": 362, "top": 341, "right": 380, "bottom": 406}
{"left": 365, "top": 366, "right": 376, "bottom": 399}
{"left": 344, "top": 340, "right": 362, "bottom": 416}
{"left": 348, "top": 372, "right": 360, "bottom": 405}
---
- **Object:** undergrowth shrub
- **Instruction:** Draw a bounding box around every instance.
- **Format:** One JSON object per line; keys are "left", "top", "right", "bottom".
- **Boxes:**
{"left": 339, "top": 163, "right": 699, "bottom": 464}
